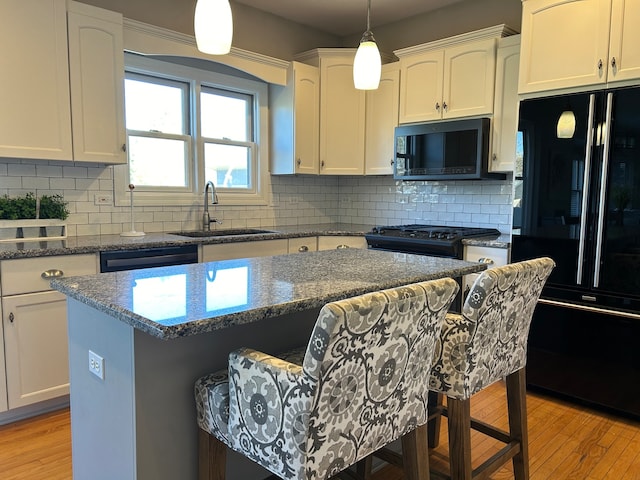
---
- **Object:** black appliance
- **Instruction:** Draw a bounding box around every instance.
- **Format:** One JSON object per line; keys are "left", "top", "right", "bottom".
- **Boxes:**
{"left": 100, "top": 244, "right": 198, "bottom": 272}
{"left": 365, "top": 224, "right": 501, "bottom": 259}
{"left": 513, "top": 86, "right": 640, "bottom": 418}
{"left": 393, "top": 118, "right": 505, "bottom": 181}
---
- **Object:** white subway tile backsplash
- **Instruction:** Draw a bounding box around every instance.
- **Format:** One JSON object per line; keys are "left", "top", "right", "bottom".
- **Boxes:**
{"left": 0, "top": 159, "right": 513, "bottom": 234}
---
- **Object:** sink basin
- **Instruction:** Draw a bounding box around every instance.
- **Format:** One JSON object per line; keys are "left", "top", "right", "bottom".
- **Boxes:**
{"left": 169, "top": 228, "right": 275, "bottom": 238}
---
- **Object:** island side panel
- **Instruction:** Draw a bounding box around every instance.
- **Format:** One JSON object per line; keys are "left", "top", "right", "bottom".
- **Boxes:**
{"left": 133, "top": 309, "right": 320, "bottom": 480}
{"left": 67, "top": 298, "right": 137, "bottom": 480}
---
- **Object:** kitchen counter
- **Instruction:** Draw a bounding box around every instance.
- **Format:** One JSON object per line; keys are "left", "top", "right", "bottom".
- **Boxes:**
{"left": 0, "top": 223, "right": 371, "bottom": 259}
{"left": 52, "top": 249, "right": 484, "bottom": 339}
{"left": 55, "top": 249, "right": 486, "bottom": 480}
{"left": 0, "top": 223, "right": 509, "bottom": 259}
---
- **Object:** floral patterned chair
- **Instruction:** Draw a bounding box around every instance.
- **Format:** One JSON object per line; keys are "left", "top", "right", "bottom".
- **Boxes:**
{"left": 427, "top": 257, "right": 556, "bottom": 480}
{"left": 195, "top": 277, "right": 460, "bottom": 480}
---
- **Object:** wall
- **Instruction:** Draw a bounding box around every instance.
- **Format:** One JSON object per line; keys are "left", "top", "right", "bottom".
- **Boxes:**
{"left": 0, "top": 158, "right": 513, "bottom": 235}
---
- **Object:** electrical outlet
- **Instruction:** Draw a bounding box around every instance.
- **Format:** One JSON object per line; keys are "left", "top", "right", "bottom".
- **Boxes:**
{"left": 94, "top": 194, "right": 113, "bottom": 205}
{"left": 89, "top": 350, "right": 105, "bottom": 380}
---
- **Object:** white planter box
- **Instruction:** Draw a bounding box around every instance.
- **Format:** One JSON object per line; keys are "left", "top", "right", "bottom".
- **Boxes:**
{"left": 0, "top": 220, "right": 67, "bottom": 242}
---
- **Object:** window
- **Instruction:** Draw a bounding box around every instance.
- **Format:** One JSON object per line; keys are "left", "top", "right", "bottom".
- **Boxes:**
{"left": 115, "top": 54, "right": 269, "bottom": 207}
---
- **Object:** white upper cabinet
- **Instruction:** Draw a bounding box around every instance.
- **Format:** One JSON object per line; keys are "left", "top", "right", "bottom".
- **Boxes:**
{"left": 608, "top": 0, "right": 640, "bottom": 83}
{"left": 0, "top": 0, "right": 125, "bottom": 163}
{"left": 490, "top": 35, "right": 520, "bottom": 173}
{"left": 270, "top": 62, "right": 320, "bottom": 175}
{"left": 396, "top": 29, "right": 504, "bottom": 124}
{"left": 519, "top": 0, "right": 640, "bottom": 94}
{"left": 67, "top": 1, "right": 126, "bottom": 164}
{"left": 0, "top": 0, "right": 74, "bottom": 161}
{"left": 365, "top": 63, "right": 399, "bottom": 175}
{"left": 318, "top": 51, "right": 366, "bottom": 175}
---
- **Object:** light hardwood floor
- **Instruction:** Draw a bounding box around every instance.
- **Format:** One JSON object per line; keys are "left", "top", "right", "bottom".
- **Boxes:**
{"left": 1, "top": 381, "right": 639, "bottom": 479}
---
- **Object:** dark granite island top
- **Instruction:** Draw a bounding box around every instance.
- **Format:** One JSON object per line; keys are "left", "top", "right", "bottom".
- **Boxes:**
{"left": 51, "top": 248, "right": 485, "bottom": 340}
{"left": 55, "top": 249, "right": 485, "bottom": 480}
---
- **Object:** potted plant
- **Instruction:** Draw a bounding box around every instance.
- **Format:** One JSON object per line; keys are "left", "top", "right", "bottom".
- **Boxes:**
{"left": 0, "top": 193, "right": 69, "bottom": 241}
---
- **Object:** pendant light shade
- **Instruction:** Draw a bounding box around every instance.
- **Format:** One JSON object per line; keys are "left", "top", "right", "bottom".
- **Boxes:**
{"left": 194, "top": 0, "right": 233, "bottom": 55}
{"left": 353, "top": 0, "right": 381, "bottom": 90}
{"left": 556, "top": 109, "right": 576, "bottom": 138}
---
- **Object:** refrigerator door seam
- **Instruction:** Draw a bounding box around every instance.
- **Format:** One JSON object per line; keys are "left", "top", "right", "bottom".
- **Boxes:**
{"left": 539, "top": 298, "right": 640, "bottom": 321}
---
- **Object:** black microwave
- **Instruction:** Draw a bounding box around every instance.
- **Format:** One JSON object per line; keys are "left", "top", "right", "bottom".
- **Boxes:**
{"left": 393, "top": 118, "right": 504, "bottom": 181}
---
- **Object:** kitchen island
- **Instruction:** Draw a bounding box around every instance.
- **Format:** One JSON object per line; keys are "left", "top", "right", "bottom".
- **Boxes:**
{"left": 51, "top": 248, "right": 486, "bottom": 480}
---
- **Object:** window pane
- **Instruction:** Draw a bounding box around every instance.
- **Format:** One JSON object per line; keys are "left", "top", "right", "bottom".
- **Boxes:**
{"left": 201, "top": 89, "right": 251, "bottom": 141}
{"left": 204, "top": 143, "right": 251, "bottom": 189}
{"left": 125, "top": 77, "right": 187, "bottom": 134}
{"left": 129, "top": 136, "right": 188, "bottom": 187}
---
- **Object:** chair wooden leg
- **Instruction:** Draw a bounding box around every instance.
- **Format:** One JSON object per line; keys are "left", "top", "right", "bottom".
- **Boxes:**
{"left": 356, "top": 456, "right": 373, "bottom": 480}
{"left": 199, "top": 428, "right": 227, "bottom": 480}
{"left": 506, "top": 369, "right": 529, "bottom": 480}
{"left": 447, "top": 397, "right": 472, "bottom": 480}
{"left": 401, "top": 424, "right": 430, "bottom": 480}
{"left": 427, "top": 391, "right": 443, "bottom": 448}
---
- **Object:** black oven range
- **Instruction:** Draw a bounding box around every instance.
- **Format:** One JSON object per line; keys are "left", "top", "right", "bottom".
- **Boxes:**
{"left": 365, "top": 224, "right": 501, "bottom": 259}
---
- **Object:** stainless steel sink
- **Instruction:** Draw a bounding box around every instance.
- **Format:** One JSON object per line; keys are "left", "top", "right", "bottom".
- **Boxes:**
{"left": 169, "top": 228, "right": 275, "bottom": 238}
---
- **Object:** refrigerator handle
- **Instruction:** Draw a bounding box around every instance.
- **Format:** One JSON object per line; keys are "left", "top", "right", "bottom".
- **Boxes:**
{"left": 576, "top": 94, "right": 596, "bottom": 285}
{"left": 593, "top": 92, "right": 614, "bottom": 288}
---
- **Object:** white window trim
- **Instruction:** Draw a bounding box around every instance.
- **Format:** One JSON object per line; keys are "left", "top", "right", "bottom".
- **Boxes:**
{"left": 115, "top": 53, "right": 271, "bottom": 207}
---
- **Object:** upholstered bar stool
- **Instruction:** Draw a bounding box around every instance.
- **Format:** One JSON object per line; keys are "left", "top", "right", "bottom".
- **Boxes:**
{"left": 428, "top": 257, "right": 555, "bottom": 480}
{"left": 195, "top": 277, "right": 460, "bottom": 480}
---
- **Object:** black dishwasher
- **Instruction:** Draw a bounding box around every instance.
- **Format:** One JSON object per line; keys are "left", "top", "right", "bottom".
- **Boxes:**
{"left": 100, "top": 244, "right": 198, "bottom": 272}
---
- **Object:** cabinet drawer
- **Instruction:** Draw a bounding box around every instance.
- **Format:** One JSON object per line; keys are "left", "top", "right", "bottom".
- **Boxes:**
{"left": 317, "top": 236, "right": 367, "bottom": 250}
{"left": 1, "top": 254, "right": 97, "bottom": 295}
{"left": 463, "top": 246, "right": 509, "bottom": 294}
{"left": 288, "top": 237, "right": 318, "bottom": 253}
{"left": 202, "top": 239, "right": 289, "bottom": 263}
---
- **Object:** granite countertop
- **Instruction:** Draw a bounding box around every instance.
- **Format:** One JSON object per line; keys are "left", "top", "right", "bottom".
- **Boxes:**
{"left": 0, "top": 223, "right": 374, "bottom": 260}
{"left": 462, "top": 233, "right": 511, "bottom": 249}
{"left": 51, "top": 248, "right": 486, "bottom": 340}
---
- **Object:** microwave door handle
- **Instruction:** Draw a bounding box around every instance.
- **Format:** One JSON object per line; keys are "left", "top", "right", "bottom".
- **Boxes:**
{"left": 593, "top": 92, "right": 614, "bottom": 289}
{"left": 576, "top": 94, "right": 597, "bottom": 285}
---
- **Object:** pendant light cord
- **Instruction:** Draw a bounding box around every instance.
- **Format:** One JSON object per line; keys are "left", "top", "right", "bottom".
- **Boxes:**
{"left": 366, "top": 0, "right": 372, "bottom": 33}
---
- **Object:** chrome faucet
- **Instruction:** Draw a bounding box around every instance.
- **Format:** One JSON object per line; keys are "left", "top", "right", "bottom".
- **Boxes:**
{"left": 203, "top": 181, "right": 220, "bottom": 231}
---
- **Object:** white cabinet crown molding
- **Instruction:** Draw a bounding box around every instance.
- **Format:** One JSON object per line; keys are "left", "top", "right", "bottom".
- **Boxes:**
{"left": 123, "top": 18, "right": 289, "bottom": 86}
{"left": 394, "top": 24, "right": 518, "bottom": 58}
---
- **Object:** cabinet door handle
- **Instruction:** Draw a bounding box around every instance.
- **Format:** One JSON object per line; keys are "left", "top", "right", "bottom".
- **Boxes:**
{"left": 492, "top": 153, "right": 497, "bottom": 162}
{"left": 320, "top": 160, "right": 325, "bottom": 168}
{"left": 611, "top": 57, "right": 617, "bottom": 69}
{"left": 9, "top": 312, "right": 14, "bottom": 323}
{"left": 121, "top": 143, "right": 127, "bottom": 152}
{"left": 443, "top": 101, "right": 448, "bottom": 111}
{"left": 298, "top": 245, "right": 309, "bottom": 253}
{"left": 598, "top": 59, "right": 603, "bottom": 71}
{"left": 296, "top": 158, "right": 302, "bottom": 166}
{"left": 390, "top": 159, "right": 394, "bottom": 166}
{"left": 41, "top": 269, "right": 64, "bottom": 279}
{"left": 478, "top": 257, "right": 494, "bottom": 265}
{"left": 435, "top": 102, "right": 440, "bottom": 111}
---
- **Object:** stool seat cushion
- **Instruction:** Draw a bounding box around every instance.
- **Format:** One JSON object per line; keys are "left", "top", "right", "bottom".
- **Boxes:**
{"left": 195, "top": 348, "right": 306, "bottom": 447}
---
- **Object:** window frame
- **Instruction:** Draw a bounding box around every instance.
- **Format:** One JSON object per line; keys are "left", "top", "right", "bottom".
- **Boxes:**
{"left": 115, "top": 53, "right": 270, "bottom": 207}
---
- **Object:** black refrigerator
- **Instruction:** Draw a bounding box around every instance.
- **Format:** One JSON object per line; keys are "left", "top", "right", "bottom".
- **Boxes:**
{"left": 512, "top": 86, "right": 640, "bottom": 418}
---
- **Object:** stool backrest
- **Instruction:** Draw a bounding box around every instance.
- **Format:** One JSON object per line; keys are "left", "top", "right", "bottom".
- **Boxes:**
{"left": 302, "top": 277, "right": 459, "bottom": 479}
{"left": 430, "top": 257, "right": 555, "bottom": 400}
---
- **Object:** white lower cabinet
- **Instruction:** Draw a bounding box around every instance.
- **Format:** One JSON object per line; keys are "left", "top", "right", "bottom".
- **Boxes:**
{"left": 202, "top": 239, "right": 289, "bottom": 262}
{"left": 2, "top": 292, "right": 69, "bottom": 409}
{"left": 463, "top": 245, "right": 510, "bottom": 295}
{"left": 0, "top": 253, "right": 97, "bottom": 411}
{"left": 288, "top": 237, "right": 318, "bottom": 254}
{"left": 317, "top": 236, "right": 368, "bottom": 250}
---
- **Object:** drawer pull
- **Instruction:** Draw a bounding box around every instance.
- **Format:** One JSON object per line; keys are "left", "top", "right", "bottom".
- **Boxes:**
{"left": 478, "top": 257, "right": 494, "bottom": 265}
{"left": 9, "top": 312, "right": 14, "bottom": 323}
{"left": 336, "top": 244, "right": 350, "bottom": 249}
{"left": 41, "top": 269, "right": 64, "bottom": 279}
{"left": 298, "top": 245, "right": 309, "bottom": 253}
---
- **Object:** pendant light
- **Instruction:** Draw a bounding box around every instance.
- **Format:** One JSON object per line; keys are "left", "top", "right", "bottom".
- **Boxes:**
{"left": 353, "top": 0, "right": 381, "bottom": 90}
{"left": 556, "top": 104, "right": 576, "bottom": 139}
{"left": 194, "top": 0, "right": 233, "bottom": 55}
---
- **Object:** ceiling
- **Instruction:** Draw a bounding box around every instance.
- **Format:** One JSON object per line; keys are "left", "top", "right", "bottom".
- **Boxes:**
{"left": 233, "top": 0, "right": 467, "bottom": 37}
